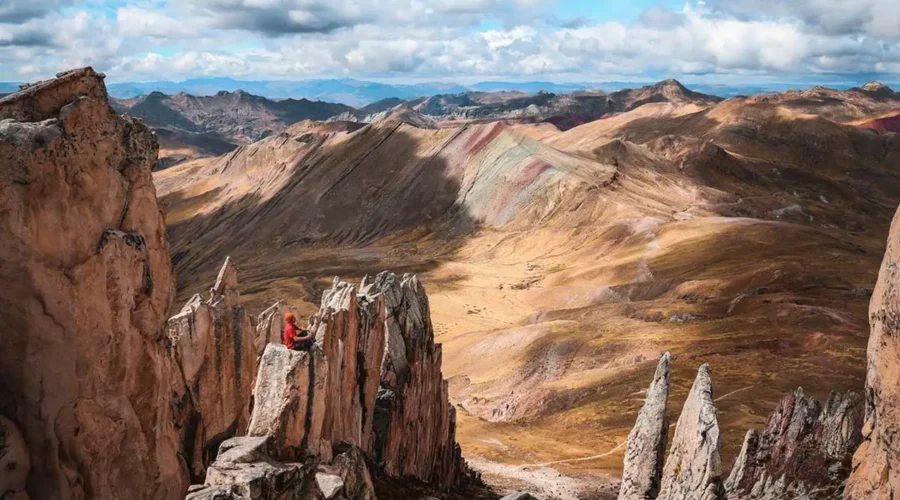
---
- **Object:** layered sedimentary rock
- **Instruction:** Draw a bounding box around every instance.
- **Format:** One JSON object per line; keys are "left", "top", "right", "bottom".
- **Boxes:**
{"left": 0, "top": 68, "right": 188, "bottom": 498}
{"left": 725, "top": 389, "right": 862, "bottom": 499}
{"left": 846, "top": 205, "right": 900, "bottom": 499}
{"left": 255, "top": 301, "right": 300, "bottom": 356}
{"left": 167, "top": 257, "right": 258, "bottom": 478}
{"left": 368, "top": 272, "right": 468, "bottom": 486}
{"left": 618, "top": 353, "right": 671, "bottom": 500}
{"left": 658, "top": 364, "right": 723, "bottom": 500}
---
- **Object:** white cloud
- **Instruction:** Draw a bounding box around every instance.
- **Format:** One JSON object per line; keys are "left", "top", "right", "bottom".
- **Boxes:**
{"left": 0, "top": 0, "right": 898, "bottom": 83}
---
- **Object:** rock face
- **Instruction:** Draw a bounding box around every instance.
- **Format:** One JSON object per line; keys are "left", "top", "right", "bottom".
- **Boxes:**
{"left": 725, "top": 389, "right": 862, "bottom": 499}
{"left": 0, "top": 68, "right": 188, "bottom": 498}
{"left": 0, "top": 416, "right": 30, "bottom": 499}
{"left": 658, "top": 364, "right": 724, "bottom": 500}
{"left": 368, "top": 272, "right": 467, "bottom": 486}
{"left": 167, "top": 257, "right": 258, "bottom": 479}
{"left": 312, "top": 279, "right": 386, "bottom": 455}
{"left": 619, "top": 353, "right": 671, "bottom": 500}
{"left": 846, "top": 205, "right": 900, "bottom": 499}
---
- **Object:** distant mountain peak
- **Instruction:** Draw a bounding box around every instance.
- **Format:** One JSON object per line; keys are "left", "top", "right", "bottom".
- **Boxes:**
{"left": 862, "top": 81, "right": 893, "bottom": 93}
{"left": 657, "top": 78, "right": 686, "bottom": 88}
{"left": 373, "top": 105, "right": 438, "bottom": 129}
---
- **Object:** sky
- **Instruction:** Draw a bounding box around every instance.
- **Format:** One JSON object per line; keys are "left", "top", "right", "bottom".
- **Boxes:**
{"left": 0, "top": 0, "right": 898, "bottom": 84}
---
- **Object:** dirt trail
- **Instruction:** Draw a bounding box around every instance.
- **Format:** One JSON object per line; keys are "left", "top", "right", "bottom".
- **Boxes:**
{"left": 520, "top": 441, "right": 627, "bottom": 467}
{"left": 466, "top": 457, "right": 586, "bottom": 500}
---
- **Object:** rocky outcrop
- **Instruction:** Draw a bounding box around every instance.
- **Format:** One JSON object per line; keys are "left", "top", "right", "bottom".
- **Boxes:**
{"left": 725, "top": 389, "right": 862, "bottom": 499}
{"left": 659, "top": 363, "right": 724, "bottom": 500}
{"left": 619, "top": 353, "right": 671, "bottom": 500}
{"left": 621, "top": 356, "right": 866, "bottom": 500}
{"left": 167, "top": 257, "right": 258, "bottom": 479}
{"left": 196, "top": 272, "right": 471, "bottom": 498}
{"left": 255, "top": 301, "right": 300, "bottom": 356}
{"left": 0, "top": 68, "right": 188, "bottom": 498}
{"left": 368, "top": 272, "right": 467, "bottom": 486}
{"left": 845, "top": 205, "right": 900, "bottom": 499}
{"left": 185, "top": 437, "right": 375, "bottom": 500}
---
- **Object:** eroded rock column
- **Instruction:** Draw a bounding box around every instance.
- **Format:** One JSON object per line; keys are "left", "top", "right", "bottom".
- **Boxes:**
{"left": 167, "top": 257, "right": 258, "bottom": 479}
{"left": 658, "top": 364, "right": 723, "bottom": 500}
{"left": 618, "top": 352, "right": 671, "bottom": 500}
{"left": 369, "top": 272, "right": 468, "bottom": 486}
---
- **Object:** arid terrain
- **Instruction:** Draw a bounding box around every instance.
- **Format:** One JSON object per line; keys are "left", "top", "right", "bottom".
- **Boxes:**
{"left": 151, "top": 80, "right": 900, "bottom": 497}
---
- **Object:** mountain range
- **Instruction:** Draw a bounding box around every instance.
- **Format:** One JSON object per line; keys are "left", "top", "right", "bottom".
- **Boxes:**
{"left": 114, "top": 79, "right": 724, "bottom": 167}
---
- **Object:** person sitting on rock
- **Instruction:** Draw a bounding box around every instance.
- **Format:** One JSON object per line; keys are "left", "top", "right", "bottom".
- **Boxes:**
{"left": 283, "top": 312, "right": 313, "bottom": 351}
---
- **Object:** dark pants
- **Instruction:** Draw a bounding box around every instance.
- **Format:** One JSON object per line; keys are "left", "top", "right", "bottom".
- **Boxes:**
{"left": 291, "top": 338, "right": 313, "bottom": 351}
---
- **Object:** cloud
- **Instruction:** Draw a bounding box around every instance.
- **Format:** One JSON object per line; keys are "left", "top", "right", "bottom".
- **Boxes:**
{"left": 0, "top": 0, "right": 898, "bottom": 83}
{"left": 0, "top": 1, "right": 74, "bottom": 23}
{"left": 711, "top": 0, "right": 900, "bottom": 39}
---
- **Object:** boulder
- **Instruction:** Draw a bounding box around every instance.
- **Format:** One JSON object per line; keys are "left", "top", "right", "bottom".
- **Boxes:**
{"left": 846, "top": 204, "right": 900, "bottom": 499}
{"left": 247, "top": 344, "right": 328, "bottom": 459}
{"left": 319, "top": 446, "right": 376, "bottom": 500}
{"left": 658, "top": 364, "right": 723, "bottom": 500}
{"left": 167, "top": 257, "right": 258, "bottom": 479}
{"left": 500, "top": 493, "right": 540, "bottom": 500}
{"left": 197, "top": 437, "right": 308, "bottom": 500}
{"left": 0, "top": 68, "right": 188, "bottom": 498}
{"left": 618, "top": 352, "right": 671, "bottom": 500}
{"left": 316, "top": 473, "right": 344, "bottom": 499}
{"left": 725, "top": 389, "right": 862, "bottom": 499}
{"left": 187, "top": 438, "right": 375, "bottom": 500}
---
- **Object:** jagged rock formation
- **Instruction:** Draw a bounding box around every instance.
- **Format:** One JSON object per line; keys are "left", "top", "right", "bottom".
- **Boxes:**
{"left": 0, "top": 68, "right": 188, "bottom": 498}
{"left": 255, "top": 301, "right": 300, "bottom": 355}
{"left": 621, "top": 357, "right": 867, "bottom": 500}
{"left": 845, "top": 206, "right": 900, "bottom": 499}
{"left": 167, "top": 257, "right": 258, "bottom": 479}
{"left": 659, "top": 364, "right": 724, "bottom": 500}
{"left": 618, "top": 353, "right": 671, "bottom": 500}
{"left": 368, "top": 272, "right": 467, "bottom": 485}
{"left": 188, "top": 272, "right": 472, "bottom": 498}
{"left": 725, "top": 389, "right": 862, "bottom": 499}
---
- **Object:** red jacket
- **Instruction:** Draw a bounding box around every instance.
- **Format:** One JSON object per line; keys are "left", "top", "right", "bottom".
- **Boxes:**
{"left": 284, "top": 322, "right": 299, "bottom": 347}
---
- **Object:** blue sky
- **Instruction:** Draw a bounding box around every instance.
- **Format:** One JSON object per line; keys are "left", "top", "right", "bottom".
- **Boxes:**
{"left": 0, "top": 0, "right": 898, "bottom": 84}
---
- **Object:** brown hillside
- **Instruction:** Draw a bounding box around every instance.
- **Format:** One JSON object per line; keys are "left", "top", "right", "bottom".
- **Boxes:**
{"left": 155, "top": 92, "right": 900, "bottom": 496}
